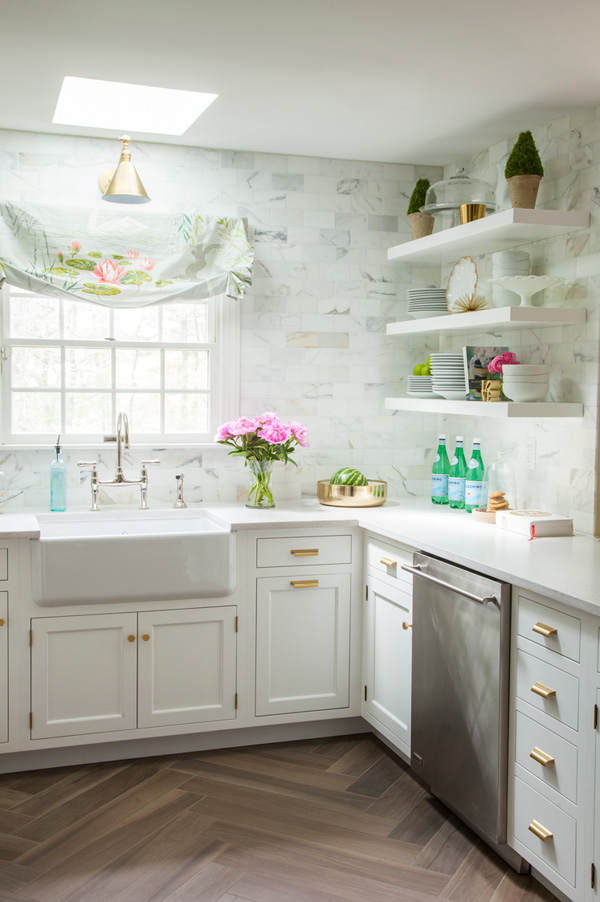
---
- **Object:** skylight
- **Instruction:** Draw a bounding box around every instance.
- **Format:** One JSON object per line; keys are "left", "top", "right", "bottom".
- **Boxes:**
{"left": 53, "top": 77, "right": 218, "bottom": 135}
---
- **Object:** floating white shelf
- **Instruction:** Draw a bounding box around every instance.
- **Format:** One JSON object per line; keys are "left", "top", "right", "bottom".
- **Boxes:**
{"left": 385, "top": 398, "right": 583, "bottom": 418}
{"left": 387, "top": 306, "right": 587, "bottom": 336}
{"left": 387, "top": 209, "right": 590, "bottom": 264}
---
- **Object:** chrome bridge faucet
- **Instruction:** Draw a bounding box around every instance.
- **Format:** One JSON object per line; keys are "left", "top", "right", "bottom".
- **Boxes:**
{"left": 77, "top": 412, "right": 160, "bottom": 511}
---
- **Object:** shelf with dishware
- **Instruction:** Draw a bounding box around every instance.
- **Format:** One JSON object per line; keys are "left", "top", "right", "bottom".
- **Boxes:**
{"left": 387, "top": 305, "right": 587, "bottom": 337}
{"left": 385, "top": 398, "right": 583, "bottom": 418}
{"left": 388, "top": 209, "right": 590, "bottom": 264}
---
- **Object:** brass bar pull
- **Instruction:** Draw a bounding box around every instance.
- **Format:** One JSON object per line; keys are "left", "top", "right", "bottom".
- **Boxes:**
{"left": 291, "top": 549, "right": 319, "bottom": 557}
{"left": 127, "top": 634, "right": 136, "bottom": 643}
{"left": 528, "top": 820, "right": 553, "bottom": 842}
{"left": 532, "top": 622, "right": 558, "bottom": 638}
{"left": 0, "top": 618, "right": 5, "bottom": 627}
{"left": 142, "top": 633, "right": 150, "bottom": 642}
{"left": 402, "top": 622, "right": 413, "bottom": 630}
{"left": 530, "top": 747, "right": 555, "bottom": 767}
{"left": 290, "top": 580, "right": 319, "bottom": 589}
{"left": 531, "top": 681, "right": 556, "bottom": 699}
{"left": 380, "top": 557, "right": 397, "bottom": 567}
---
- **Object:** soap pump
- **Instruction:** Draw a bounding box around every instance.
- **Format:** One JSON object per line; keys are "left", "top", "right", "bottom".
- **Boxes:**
{"left": 50, "top": 434, "right": 67, "bottom": 512}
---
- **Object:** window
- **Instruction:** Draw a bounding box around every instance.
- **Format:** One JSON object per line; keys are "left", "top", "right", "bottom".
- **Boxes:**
{"left": 0, "top": 286, "right": 239, "bottom": 444}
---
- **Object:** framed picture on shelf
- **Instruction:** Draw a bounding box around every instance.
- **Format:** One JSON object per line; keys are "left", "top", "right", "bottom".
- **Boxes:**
{"left": 462, "top": 346, "right": 508, "bottom": 400}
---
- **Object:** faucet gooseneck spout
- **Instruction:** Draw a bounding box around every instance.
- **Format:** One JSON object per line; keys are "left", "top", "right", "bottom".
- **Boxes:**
{"left": 116, "top": 411, "right": 130, "bottom": 477}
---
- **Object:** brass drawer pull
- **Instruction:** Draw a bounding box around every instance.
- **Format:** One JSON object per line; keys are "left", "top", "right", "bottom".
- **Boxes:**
{"left": 291, "top": 549, "right": 319, "bottom": 557}
{"left": 528, "top": 819, "right": 553, "bottom": 842}
{"left": 531, "top": 681, "right": 556, "bottom": 699}
{"left": 142, "top": 633, "right": 150, "bottom": 642}
{"left": 532, "top": 622, "right": 558, "bottom": 638}
{"left": 290, "top": 580, "right": 319, "bottom": 589}
{"left": 0, "top": 618, "right": 5, "bottom": 627}
{"left": 380, "top": 557, "right": 397, "bottom": 567}
{"left": 127, "top": 634, "right": 136, "bottom": 643}
{"left": 530, "top": 747, "right": 555, "bottom": 767}
{"left": 402, "top": 622, "right": 412, "bottom": 630}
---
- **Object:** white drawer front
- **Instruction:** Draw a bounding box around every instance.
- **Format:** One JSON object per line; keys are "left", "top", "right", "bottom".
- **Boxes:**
{"left": 515, "top": 711, "right": 578, "bottom": 804}
{"left": 256, "top": 535, "right": 352, "bottom": 568}
{"left": 0, "top": 549, "right": 8, "bottom": 582}
{"left": 516, "top": 650, "right": 579, "bottom": 731}
{"left": 517, "top": 592, "right": 581, "bottom": 663}
{"left": 512, "top": 777, "right": 576, "bottom": 887}
{"left": 367, "top": 537, "right": 413, "bottom": 585}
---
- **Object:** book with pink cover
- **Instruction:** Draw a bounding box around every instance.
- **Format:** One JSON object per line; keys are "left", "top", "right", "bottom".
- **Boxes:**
{"left": 462, "top": 345, "right": 508, "bottom": 400}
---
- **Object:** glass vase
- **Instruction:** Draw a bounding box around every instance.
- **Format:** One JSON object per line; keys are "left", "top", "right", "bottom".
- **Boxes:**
{"left": 246, "top": 459, "right": 275, "bottom": 509}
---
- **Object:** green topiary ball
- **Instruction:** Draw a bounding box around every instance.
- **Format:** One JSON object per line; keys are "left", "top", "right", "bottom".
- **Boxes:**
{"left": 407, "top": 178, "right": 431, "bottom": 215}
{"left": 505, "top": 131, "right": 544, "bottom": 179}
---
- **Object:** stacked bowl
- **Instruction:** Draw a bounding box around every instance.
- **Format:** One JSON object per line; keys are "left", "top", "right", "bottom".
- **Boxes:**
{"left": 407, "top": 288, "right": 448, "bottom": 319}
{"left": 502, "top": 364, "right": 549, "bottom": 402}
{"left": 429, "top": 353, "right": 468, "bottom": 400}
{"left": 490, "top": 250, "right": 530, "bottom": 307}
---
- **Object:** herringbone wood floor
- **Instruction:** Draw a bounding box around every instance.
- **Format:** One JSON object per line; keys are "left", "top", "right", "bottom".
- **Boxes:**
{"left": 0, "top": 735, "right": 557, "bottom": 902}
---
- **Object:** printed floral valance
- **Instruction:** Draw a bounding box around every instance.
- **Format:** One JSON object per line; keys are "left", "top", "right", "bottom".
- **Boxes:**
{"left": 0, "top": 201, "right": 254, "bottom": 307}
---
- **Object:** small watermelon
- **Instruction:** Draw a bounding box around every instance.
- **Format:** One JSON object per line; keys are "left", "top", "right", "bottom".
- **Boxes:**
{"left": 330, "top": 467, "right": 368, "bottom": 486}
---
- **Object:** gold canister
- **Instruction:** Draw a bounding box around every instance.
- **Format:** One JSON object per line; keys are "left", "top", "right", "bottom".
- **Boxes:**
{"left": 317, "top": 479, "right": 387, "bottom": 507}
{"left": 459, "top": 203, "right": 487, "bottom": 224}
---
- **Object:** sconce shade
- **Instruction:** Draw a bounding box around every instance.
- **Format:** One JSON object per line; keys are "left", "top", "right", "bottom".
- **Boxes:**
{"left": 100, "top": 135, "right": 150, "bottom": 204}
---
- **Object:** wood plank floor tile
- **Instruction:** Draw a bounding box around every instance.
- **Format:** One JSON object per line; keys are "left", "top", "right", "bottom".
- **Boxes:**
{"left": 311, "top": 735, "right": 368, "bottom": 759}
{"left": 10, "top": 762, "right": 126, "bottom": 818}
{"left": 0, "top": 766, "right": 85, "bottom": 795}
{"left": 216, "top": 895, "right": 256, "bottom": 902}
{"left": 0, "top": 832, "right": 37, "bottom": 862}
{"left": 228, "top": 869, "right": 444, "bottom": 902}
{"left": 367, "top": 768, "right": 429, "bottom": 823}
{"left": 388, "top": 793, "right": 450, "bottom": 845}
{"left": 250, "top": 746, "right": 339, "bottom": 771}
{"left": 0, "top": 811, "right": 34, "bottom": 837}
{"left": 161, "top": 862, "right": 246, "bottom": 902}
{"left": 0, "top": 789, "right": 32, "bottom": 811}
{"left": 327, "top": 737, "right": 387, "bottom": 777}
{"left": 187, "top": 749, "right": 355, "bottom": 792}
{"left": 0, "top": 860, "right": 40, "bottom": 895}
{"left": 345, "top": 747, "right": 412, "bottom": 799}
{"left": 440, "top": 840, "right": 508, "bottom": 902}
{"left": 412, "top": 817, "right": 479, "bottom": 875}
{"left": 490, "top": 870, "right": 559, "bottom": 902}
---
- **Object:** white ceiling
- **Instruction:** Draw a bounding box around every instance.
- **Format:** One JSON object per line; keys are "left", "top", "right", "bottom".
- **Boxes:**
{"left": 3, "top": 0, "right": 600, "bottom": 166}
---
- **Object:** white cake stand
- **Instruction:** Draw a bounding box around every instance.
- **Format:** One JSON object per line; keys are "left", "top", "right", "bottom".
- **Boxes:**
{"left": 488, "top": 275, "right": 564, "bottom": 307}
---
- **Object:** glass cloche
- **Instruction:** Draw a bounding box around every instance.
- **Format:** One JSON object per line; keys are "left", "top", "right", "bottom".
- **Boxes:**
{"left": 421, "top": 167, "right": 497, "bottom": 226}
{"left": 482, "top": 452, "right": 516, "bottom": 514}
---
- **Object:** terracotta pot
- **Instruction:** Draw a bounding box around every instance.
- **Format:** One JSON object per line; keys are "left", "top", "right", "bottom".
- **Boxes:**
{"left": 408, "top": 211, "right": 434, "bottom": 240}
{"left": 507, "top": 174, "right": 542, "bottom": 209}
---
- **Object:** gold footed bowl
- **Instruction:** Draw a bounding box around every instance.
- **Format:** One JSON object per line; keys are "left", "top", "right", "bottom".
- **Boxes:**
{"left": 317, "top": 479, "right": 387, "bottom": 508}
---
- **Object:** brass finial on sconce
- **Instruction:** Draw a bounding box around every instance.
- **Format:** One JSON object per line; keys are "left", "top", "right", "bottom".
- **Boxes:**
{"left": 99, "top": 135, "right": 150, "bottom": 204}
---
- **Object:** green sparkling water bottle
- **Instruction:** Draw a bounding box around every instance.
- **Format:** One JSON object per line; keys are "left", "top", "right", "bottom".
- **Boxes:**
{"left": 448, "top": 435, "right": 467, "bottom": 509}
{"left": 431, "top": 434, "right": 450, "bottom": 505}
{"left": 465, "top": 438, "right": 485, "bottom": 513}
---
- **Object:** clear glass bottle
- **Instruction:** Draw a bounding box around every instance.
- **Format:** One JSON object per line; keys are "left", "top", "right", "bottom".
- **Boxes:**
{"left": 465, "top": 438, "right": 485, "bottom": 513}
{"left": 50, "top": 435, "right": 67, "bottom": 512}
{"left": 448, "top": 435, "right": 467, "bottom": 509}
{"left": 482, "top": 451, "right": 516, "bottom": 513}
{"left": 431, "top": 434, "right": 450, "bottom": 505}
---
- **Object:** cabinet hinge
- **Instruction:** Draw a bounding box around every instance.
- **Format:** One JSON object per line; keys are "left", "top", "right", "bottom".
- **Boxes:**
{"left": 235, "top": 616, "right": 238, "bottom": 633}
{"left": 234, "top": 693, "right": 238, "bottom": 710}
{"left": 594, "top": 704, "right": 598, "bottom": 730}
{"left": 365, "top": 585, "right": 368, "bottom": 601}
{"left": 29, "top": 712, "right": 32, "bottom": 730}
{"left": 364, "top": 685, "right": 367, "bottom": 702}
{"left": 591, "top": 863, "right": 596, "bottom": 889}
{"left": 29, "top": 629, "right": 32, "bottom": 647}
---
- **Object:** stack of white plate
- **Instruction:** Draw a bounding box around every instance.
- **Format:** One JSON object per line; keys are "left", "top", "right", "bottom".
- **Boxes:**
{"left": 491, "top": 250, "right": 530, "bottom": 308}
{"left": 429, "top": 353, "right": 468, "bottom": 400}
{"left": 407, "top": 375, "right": 436, "bottom": 398}
{"left": 407, "top": 288, "right": 448, "bottom": 319}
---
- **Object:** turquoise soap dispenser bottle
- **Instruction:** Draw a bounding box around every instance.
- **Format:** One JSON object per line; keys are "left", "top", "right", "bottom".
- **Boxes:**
{"left": 50, "top": 434, "right": 67, "bottom": 512}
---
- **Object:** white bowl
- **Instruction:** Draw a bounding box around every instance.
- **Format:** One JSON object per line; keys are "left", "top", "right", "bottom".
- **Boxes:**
{"left": 502, "top": 374, "right": 549, "bottom": 384}
{"left": 503, "top": 384, "right": 548, "bottom": 402}
{"left": 503, "top": 364, "right": 549, "bottom": 375}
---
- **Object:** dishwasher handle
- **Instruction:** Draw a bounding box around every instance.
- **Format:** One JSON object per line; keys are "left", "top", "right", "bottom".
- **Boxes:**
{"left": 401, "top": 563, "right": 499, "bottom": 606}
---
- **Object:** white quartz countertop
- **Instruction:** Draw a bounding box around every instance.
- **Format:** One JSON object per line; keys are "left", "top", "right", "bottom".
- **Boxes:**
{"left": 3, "top": 500, "right": 597, "bottom": 615}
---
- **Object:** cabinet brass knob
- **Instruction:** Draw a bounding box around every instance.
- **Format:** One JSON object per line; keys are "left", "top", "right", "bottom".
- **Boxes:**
{"left": 0, "top": 618, "right": 5, "bottom": 627}
{"left": 380, "top": 557, "right": 397, "bottom": 567}
{"left": 290, "top": 580, "right": 319, "bottom": 589}
{"left": 528, "top": 819, "right": 553, "bottom": 842}
{"left": 142, "top": 633, "right": 150, "bottom": 642}
{"left": 127, "top": 634, "right": 136, "bottom": 643}
{"left": 531, "top": 681, "right": 556, "bottom": 699}
{"left": 530, "top": 747, "right": 555, "bottom": 767}
{"left": 402, "top": 622, "right": 412, "bottom": 630}
{"left": 291, "top": 549, "right": 319, "bottom": 557}
{"left": 532, "top": 622, "right": 558, "bottom": 638}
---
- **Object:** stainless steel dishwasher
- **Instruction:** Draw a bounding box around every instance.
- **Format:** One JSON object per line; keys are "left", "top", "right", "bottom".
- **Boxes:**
{"left": 403, "top": 552, "right": 525, "bottom": 871}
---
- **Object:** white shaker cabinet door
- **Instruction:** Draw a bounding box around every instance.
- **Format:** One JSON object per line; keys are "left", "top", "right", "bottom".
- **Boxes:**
{"left": 31, "top": 612, "right": 138, "bottom": 740}
{"left": 363, "top": 575, "right": 412, "bottom": 758}
{"left": 0, "top": 593, "right": 7, "bottom": 743}
{"left": 255, "top": 574, "right": 351, "bottom": 716}
{"left": 137, "top": 606, "right": 237, "bottom": 729}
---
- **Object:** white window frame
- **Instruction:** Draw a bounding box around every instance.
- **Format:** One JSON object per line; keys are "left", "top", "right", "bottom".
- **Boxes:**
{"left": 0, "top": 284, "right": 240, "bottom": 446}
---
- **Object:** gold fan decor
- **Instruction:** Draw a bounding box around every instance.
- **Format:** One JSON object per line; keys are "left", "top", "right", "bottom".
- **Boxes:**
{"left": 452, "top": 293, "right": 489, "bottom": 313}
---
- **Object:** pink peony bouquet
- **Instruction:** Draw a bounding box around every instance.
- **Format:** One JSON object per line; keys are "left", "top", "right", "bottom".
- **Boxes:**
{"left": 488, "top": 352, "right": 520, "bottom": 374}
{"left": 215, "top": 413, "right": 309, "bottom": 466}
